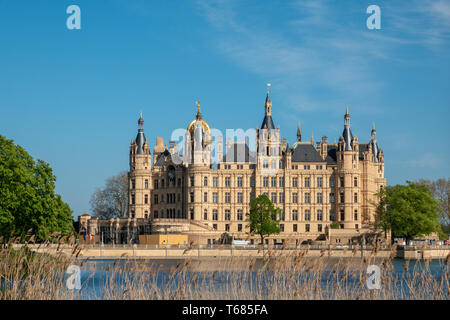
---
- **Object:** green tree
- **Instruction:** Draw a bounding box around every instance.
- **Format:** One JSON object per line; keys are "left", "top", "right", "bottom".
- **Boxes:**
{"left": 0, "top": 135, "right": 74, "bottom": 242}
{"left": 90, "top": 171, "right": 128, "bottom": 219}
{"left": 375, "top": 182, "right": 441, "bottom": 242}
{"left": 329, "top": 221, "right": 339, "bottom": 229}
{"left": 246, "top": 194, "right": 281, "bottom": 248}
{"left": 415, "top": 178, "right": 449, "bottom": 227}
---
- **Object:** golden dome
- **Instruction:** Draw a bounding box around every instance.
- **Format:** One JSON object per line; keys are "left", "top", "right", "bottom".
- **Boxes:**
{"left": 187, "top": 119, "right": 210, "bottom": 133}
{"left": 187, "top": 101, "right": 210, "bottom": 134}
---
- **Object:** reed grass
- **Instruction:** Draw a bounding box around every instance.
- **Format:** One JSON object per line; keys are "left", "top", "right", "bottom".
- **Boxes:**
{"left": 0, "top": 236, "right": 449, "bottom": 300}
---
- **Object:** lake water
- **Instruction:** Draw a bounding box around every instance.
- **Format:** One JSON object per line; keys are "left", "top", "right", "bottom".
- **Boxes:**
{"left": 62, "top": 257, "right": 449, "bottom": 300}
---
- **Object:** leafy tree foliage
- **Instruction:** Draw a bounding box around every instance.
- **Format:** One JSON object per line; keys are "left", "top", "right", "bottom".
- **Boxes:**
{"left": 375, "top": 182, "right": 441, "bottom": 241}
{"left": 329, "top": 221, "right": 339, "bottom": 229}
{"left": 247, "top": 194, "right": 281, "bottom": 246}
{"left": 414, "top": 178, "right": 449, "bottom": 226}
{"left": 0, "top": 135, "right": 74, "bottom": 241}
{"left": 90, "top": 171, "right": 128, "bottom": 219}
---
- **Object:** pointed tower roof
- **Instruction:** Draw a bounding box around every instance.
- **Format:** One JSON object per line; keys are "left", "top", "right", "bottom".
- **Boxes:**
{"left": 342, "top": 106, "right": 353, "bottom": 151}
{"left": 135, "top": 112, "right": 147, "bottom": 154}
{"left": 370, "top": 123, "right": 379, "bottom": 162}
{"left": 260, "top": 83, "right": 275, "bottom": 129}
{"left": 297, "top": 122, "right": 302, "bottom": 142}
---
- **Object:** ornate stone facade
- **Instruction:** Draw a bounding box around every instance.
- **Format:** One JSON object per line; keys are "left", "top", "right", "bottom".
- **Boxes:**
{"left": 122, "top": 90, "right": 386, "bottom": 245}
{"left": 80, "top": 89, "right": 386, "bottom": 245}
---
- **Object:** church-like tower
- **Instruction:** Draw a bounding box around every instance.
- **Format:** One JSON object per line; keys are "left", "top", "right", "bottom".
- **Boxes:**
{"left": 129, "top": 112, "right": 152, "bottom": 219}
{"left": 257, "top": 84, "right": 282, "bottom": 176}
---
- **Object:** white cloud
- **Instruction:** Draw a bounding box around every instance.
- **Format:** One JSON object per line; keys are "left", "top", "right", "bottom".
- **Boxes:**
{"left": 196, "top": 0, "right": 449, "bottom": 116}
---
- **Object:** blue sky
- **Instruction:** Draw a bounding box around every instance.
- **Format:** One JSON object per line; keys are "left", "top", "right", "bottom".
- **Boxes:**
{"left": 0, "top": 0, "right": 449, "bottom": 218}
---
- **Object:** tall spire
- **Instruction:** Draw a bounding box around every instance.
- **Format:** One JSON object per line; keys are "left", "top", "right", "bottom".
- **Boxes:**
{"left": 311, "top": 132, "right": 314, "bottom": 145}
{"left": 371, "top": 122, "right": 377, "bottom": 140}
{"left": 344, "top": 106, "right": 350, "bottom": 128}
{"left": 138, "top": 112, "right": 144, "bottom": 131}
{"left": 260, "top": 83, "right": 275, "bottom": 129}
{"left": 265, "top": 83, "right": 272, "bottom": 116}
{"left": 135, "top": 112, "right": 146, "bottom": 154}
{"left": 342, "top": 106, "right": 353, "bottom": 151}
{"left": 297, "top": 122, "right": 302, "bottom": 142}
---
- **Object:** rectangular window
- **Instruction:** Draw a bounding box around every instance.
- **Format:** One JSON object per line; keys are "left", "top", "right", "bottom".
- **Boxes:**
{"left": 330, "top": 193, "right": 335, "bottom": 203}
{"left": 354, "top": 177, "right": 358, "bottom": 187}
{"left": 204, "top": 176, "right": 208, "bottom": 187}
{"left": 279, "top": 192, "right": 285, "bottom": 203}
{"left": 317, "top": 177, "right": 323, "bottom": 187}
{"left": 293, "top": 224, "right": 298, "bottom": 232}
{"left": 292, "top": 210, "right": 298, "bottom": 221}
{"left": 250, "top": 192, "right": 255, "bottom": 201}
{"left": 330, "top": 209, "right": 335, "bottom": 221}
{"left": 154, "top": 210, "right": 158, "bottom": 219}
{"left": 340, "top": 209, "right": 345, "bottom": 221}
{"left": 212, "top": 210, "right": 218, "bottom": 220}
{"left": 317, "top": 209, "right": 323, "bottom": 221}
{"left": 340, "top": 177, "right": 344, "bottom": 187}
{"left": 279, "top": 177, "right": 285, "bottom": 187}
{"left": 212, "top": 192, "right": 218, "bottom": 203}
{"left": 250, "top": 176, "right": 255, "bottom": 187}
{"left": 280, "top": 224, "right": 284, "bottom": 232}
{"left": 329, "top": 177, "right": 334, "bottom": 187}
{"left": 154, "top": 180, "right": 158, "bottom": 189}
{"left": 279, "top": 211, "right": 285, "bottom": 221}
{"left": 237, "top": 209, "right": 243, "bottom": 221}
{"left": 340, "top": 192, "right": 345, "bottom": 203}
{"left": 204, "top": 192, "right": 208, "bottom": 202}
{"left": 305, "top": 193, "right": 311, "bottom": 204}
{"left": 271, "top": 192, "right": 277, "bottom": 203}
{"left": 238, "top": 224, "right": 242, "bottom": 232}
{"left": 237, "top": 192, "right": 243, "bottom": 203}
{"left": 225, "top": 224, "right": 230, "bottom": 232}
{"left": 225, "top": 177, "right": 231, "bottom": 187}
{"left": 354, "top": 193, "right": 358, "bottom": 203}
{"left": 204, "top": 210, "right": 208, "bottom": 220}
{"left": 292, "top": 192, "right": 298, "bottom": 203}
{"left": 271, "top": 177, "right": 277, "bottom": 187}
{"left": 213, "top": 177, "right": 218, "bottom": 187}
{"left": 144, "top": 179, "right": 148, "bottom": 189}
{"left": 237, "top": 176, "right": 243, "bottom": 187}
{"left": 131, "top": 194, "right": 135, "bottom": 205}
{"left": 154, "top": 194, "right": 158, "bottom": 204}
{"left": 144, "top": 194, "right": 148, "bottom": 204}
{"left": 263, "top": 177, "right": 269, "bottom": 187}
{"left": 305, "top": 177, "right": 310, "bottom": 187}
{"left": 225, "top": 192, "right": 231, "bottom": 203}
{"left": 213, "top": 224, "right": 217, "bottom": 230}
{"left": 131, "top": 179, "right": 135, "bottom": 189}
{"left": 292, "top": 177, "right": 298, "bottom": 188}
{"left": 190, "top": 192, "right": 194, "bottom": 203}
{"left": 304, "top": 209, "right": 311, "bottom": 221}
{"left": 305, "top": 224, "right": 310, "bottom": 232}
{"left": 225, "top": 209, "right": 231, "bottom": 221}
{"left": 354, "top": 210, "right": 358, "bottom": 221}
{"left": 318, "top": 224, "right": 323, "bottom": 232}
{"left": 317, "top": 192, "right": 323, "bottom": 204}
{"left": 190, "top": 176, "right": 194, "bottom": 187}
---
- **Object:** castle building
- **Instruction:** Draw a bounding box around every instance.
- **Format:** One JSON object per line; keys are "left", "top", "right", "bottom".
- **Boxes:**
{"left": 80, "top": 88, "right": 386, "bottom": 245}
